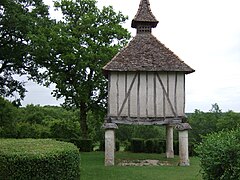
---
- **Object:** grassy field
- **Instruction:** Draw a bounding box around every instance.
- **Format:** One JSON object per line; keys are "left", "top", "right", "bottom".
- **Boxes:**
{"left": 80, "top": 152, "right": 202, "bottom": 180}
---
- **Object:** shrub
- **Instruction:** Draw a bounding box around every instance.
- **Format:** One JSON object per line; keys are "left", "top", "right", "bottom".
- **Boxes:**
{"left": 0, "top": 97, "right": 18, "bottom": 138}
{"left": 131, "top": 138, "right": 144, "bottom": 153}
{"left": 116, "top": 139, "right": 120, "bottom": 151}
{"left": 123, "top": 140, "right": 131, "bottom": 151}
{"left": 196, "top": 129, "right": 240, "bottom": 180}
{"left": 50, "top": 120, "right": 81, "bottom": 139}
{"left": 71, "top": 138, "right": 93, "bottom": 152}
{"left": 99, "top": 140, "right": 105, "bottom": 151}
{"left": 173, "top": 141, "right": 179, "bottom": 155}
{"left": 189, "top": 141, "right": 197, "bottom": 157}
{"left": 0, "top": 139, "right": 80, "bottom": 179}
{"left": 144, "top": 139, "right": 155, "bottom": 153}
{"left": 157, "top": 139, "right": 166, "bottom": 154}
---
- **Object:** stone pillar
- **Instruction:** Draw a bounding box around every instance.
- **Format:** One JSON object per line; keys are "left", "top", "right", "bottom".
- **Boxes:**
{"left": 166, "top": 125, "right": 174, "bottom": 158}
{"left": 102, "top": 123, "right": 118, "bottom": 166}
{"left": 175, "top": 123, "right": 192, "bottom": 166}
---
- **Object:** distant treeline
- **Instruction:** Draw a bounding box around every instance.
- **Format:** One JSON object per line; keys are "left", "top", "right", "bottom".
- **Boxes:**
{"left": 1, "top": 97, "right": 240, "bottom": 151}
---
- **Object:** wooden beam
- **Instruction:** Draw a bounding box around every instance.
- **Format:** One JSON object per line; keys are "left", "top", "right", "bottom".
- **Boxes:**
{"left": 116, "top": 72, "right": 119, "bottom": 115}
{"left": 137, "top": 73, "right": 140, "bottom": 118}
{"left": 108, "top": 116, "right": 182, "bottom": 126}
{"left": 107, "top": 73, "right": 111, "bottom": 116}
{"left": 146, "top": 72, "right": 149, "bottom": 117}
{"left": 174, "top": 72, "right": 178, "bottom": 114}
{"left": 154, "top": 72, "right": 157, "bottom": 118}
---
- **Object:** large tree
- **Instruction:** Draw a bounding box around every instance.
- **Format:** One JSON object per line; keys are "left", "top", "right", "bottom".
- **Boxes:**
{"left": 36, "top": 0, "right": 130, "bottom": 138}
{"left": 0, "top": 0, "right": 54, "bottom": 105}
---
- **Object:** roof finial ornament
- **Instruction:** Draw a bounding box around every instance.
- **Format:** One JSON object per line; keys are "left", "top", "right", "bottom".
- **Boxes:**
{"left": 131, "top": 0, "right": 159, "bottom": 33}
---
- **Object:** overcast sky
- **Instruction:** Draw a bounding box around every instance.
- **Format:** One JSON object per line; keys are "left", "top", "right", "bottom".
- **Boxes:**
{"left": 20, "top": 0, "right": 240, "bottom": 112}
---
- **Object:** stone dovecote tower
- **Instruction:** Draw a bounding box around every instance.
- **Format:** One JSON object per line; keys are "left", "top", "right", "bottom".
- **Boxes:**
{"left": 102, "top": 0, "right": 194, "bottom": 166}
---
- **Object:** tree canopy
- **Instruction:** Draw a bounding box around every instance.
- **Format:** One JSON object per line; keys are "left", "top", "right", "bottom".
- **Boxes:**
{"left": 38, "top": 0, "right": 130, "bottom": 138}
{"left": 1, "top": 0, "right": 130, "bottom": 137}
{"left": 0, "top": 0, "right": 54, "bottom": 105}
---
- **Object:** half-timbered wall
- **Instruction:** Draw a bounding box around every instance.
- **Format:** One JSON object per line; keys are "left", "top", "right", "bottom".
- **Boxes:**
{"left": 108, "top": 71, "right": 185, "bottom": 121}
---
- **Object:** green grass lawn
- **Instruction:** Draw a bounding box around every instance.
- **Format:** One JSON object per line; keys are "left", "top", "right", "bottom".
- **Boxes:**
{"left": 80, "top": 152, "right": 202, "bottom": 180}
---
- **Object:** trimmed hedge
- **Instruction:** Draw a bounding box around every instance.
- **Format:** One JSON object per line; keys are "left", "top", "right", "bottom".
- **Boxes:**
{"left": 127, "top": 138, "right": 166, "bottom": 154}
{"left": 158, "top": 139, "right": 166, "bottom": 154}
{"left": 131, "top": 138, "right": 144, "bottom": 153}
{"left": 0, "top": 139, "right": 80, "bottom": 179}
{"left": 144, "top": 139, "right": 155, "bottom": 153}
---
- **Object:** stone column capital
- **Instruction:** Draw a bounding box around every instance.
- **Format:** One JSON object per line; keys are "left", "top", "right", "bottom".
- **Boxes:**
{"left": 166, "top": 124, "right": 175, "bottom": 127}
{"left": 102, "top": 123, "right": 118, "bottom": 130}
{"left": 175, "top": 123, "right": 192, "bottom": 131}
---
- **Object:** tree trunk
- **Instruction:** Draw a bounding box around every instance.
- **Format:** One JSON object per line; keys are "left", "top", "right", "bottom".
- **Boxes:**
{"left": 80, "top": 102, "right": 88, "bottom": 139}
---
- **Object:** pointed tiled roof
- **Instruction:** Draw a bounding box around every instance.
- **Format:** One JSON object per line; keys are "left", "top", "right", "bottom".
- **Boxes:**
{"left": 103, "top": 33, "right": 195, "bottom": 74}
{"left": 103, "top": 0, "right": 194, "bottom": 75}
{"left": 131, "top": 0, "right": 158, "bottom": 28}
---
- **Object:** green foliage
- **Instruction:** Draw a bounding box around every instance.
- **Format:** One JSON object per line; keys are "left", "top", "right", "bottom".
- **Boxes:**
{"left": 116, "top": 139, "right": 120, "bottom": 151}
{"left": 188, "top": 104, "right": 240, "bottom": 156}
{"left": 173, "top": 141, "right": 179, "bottom": 155}
{"left": 144, "top": 139, "right": 155, "bottom": 153}
{"left": 71, "top": 138, "right": 93, "bottom": 152}
{"left": 188, "top": 109, "right": 219, "bottom": 144}
{"left": 0, "top": 0, "right": 54, "bottom": 103}
{"left": 19, "top": 104, "right": 79, "bottom": 124}
{"left": 116, "top": 125, "right": 165, "bottom": 142}
{"left": 16, "top": 122, "right": 51, "bottom": 138}
{"left": 216, "top": 110, "right": 240, "bottom": 131}
{"left": 144, "top": 139, "right": 165, "bottom": 154}
{"left": 0, "top": 100, "right": 83, "bottom": 139}
{"left": 87, "top": 110, "right": 105, "bottom": 143}
{"left": 99, "top": 140, "right": 105, "bottom": 151}
{"left": 0, "top": 97, "right": 17, "bottom": 125}
{"left": 131, "top": 138, "right": 145, "bottom": 153}
{"left": 133, "top": 125, "right": 165, "bottom": 140}
{"left": 0, "top": 97, "right": 18, "bottom": 137}
{"left": 34, "top": 0, "right": 131, "bottom": 138}
{"left": 196, "top": 129, "right": 240, "bottom": 180}
{"left": 0, "top": 138, "right": 80, "bottom": 179}
{"left": 1, "top": 0, "right": 130, "bottom": 138}
{"left": 116, "top": 124, "right": 134, "bottom": 142}
{"left": 50, "top": 120, "right": 81, "bottom": 139}
{"left": 158, "top": 139, "right": 166, "bottom": 154}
